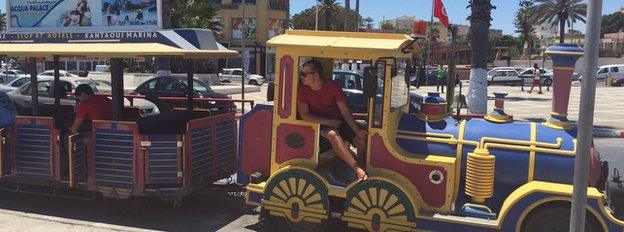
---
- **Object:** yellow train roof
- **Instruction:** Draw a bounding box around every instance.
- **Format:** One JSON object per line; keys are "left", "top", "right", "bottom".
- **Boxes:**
{"left": 267, "top": 30, "right": 417, "bottom": 56}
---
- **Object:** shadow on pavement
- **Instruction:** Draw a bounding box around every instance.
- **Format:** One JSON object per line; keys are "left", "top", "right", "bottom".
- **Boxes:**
{"left": 0, "top": 186, "right": 253, "bottom": 232}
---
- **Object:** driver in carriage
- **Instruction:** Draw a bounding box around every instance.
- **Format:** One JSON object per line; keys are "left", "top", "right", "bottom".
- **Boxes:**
{"left": 297, "top": 60, "right": 368, "bottom": 181}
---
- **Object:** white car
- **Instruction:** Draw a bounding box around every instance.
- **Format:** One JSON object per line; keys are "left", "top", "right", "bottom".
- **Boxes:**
{"left": 8, "top": 76, "right": 159, "bottom": 116}
{"left": 38, "top": 70, "right": 79, "bottom": 78}
{"left": 218, "top": 68, "right": 265, "bottom": 85}
{"left": 486, "top": 69, "right": 523, "bottom": 86}
{"left": 579, "top": 64, "right": 624, "bottom": 82}
{"left": 0, "top": 69, "right": 29, "bottom": 83}
{"left": 0, "top": 76, "right": 30, "bottom": 93}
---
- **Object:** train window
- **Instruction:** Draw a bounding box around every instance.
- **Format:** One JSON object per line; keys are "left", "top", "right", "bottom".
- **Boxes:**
{"left": 390, "top": 59, "right": 409, "bottom": 112}
{"left": 372, "top": 60, "right": 386, "bottom": 128}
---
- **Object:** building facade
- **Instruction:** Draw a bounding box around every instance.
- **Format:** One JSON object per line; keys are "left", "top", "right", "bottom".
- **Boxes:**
{"left": 534, "top": 22, "right": 558, "bottom": 49}
{"left": 213, "top": 0, "right": 289, "bottom": 77}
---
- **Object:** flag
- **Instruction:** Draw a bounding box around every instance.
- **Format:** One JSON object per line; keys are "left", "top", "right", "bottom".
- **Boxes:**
{"left": 434, "top": 0, "right": 450, "bottom": 28}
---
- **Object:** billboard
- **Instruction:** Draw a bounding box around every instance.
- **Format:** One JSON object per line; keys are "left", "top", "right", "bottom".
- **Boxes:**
{"left": 231, "top": 17, "right": 256, "bottom": 41}
{"left": 7, "top": 0, "right": 162, "bottom": 32}
{"left": 268, "top": 19, "right": 284, "bottom": 39}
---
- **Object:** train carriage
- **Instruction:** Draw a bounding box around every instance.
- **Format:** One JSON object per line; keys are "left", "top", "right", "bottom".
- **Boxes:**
{"left": 239, "top": 30, "right": 624, "bottom": 231}
{"left": 0, "top": 29, "right": 241, "bottom": 205}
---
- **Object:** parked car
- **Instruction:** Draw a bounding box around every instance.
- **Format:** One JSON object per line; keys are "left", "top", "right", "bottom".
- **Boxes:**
{"left": 409, "top": 68, "right": 439, "bottom": 86}
{"left": 0, "top": 76, "right": 30, "bottom": 93}
{"left": 38, "top": 70, "right": 79, "bottom": 78}
{"left": 332, "top": 70, "right": 422, "bottom": 113}
{"left": 8, "top": 77, "right": 158, "bottom": 116}
{"left": 486, "top": 69, "right": 523, "bottom": 86}
{"left": 133, "top": 76, "right": 234, "bottom": 113}
{"left": 218, "top": 68, "right": 265, "bottom": 85}
{"left": 579, "top": 64, "right": 624, "bottom": 82}
{"left": 0, "top": 69, "right": 28, "bottom": 83}
{"left": 487, "top": 67, "right": 524, "bottom": 76}
{"left": 613, "top": 76, "right": 624, "bottom": 86}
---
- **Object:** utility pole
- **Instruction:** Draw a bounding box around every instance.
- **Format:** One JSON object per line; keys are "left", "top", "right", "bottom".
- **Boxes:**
{"left": 315, "top": 0, "right": 320, "bottom": 31}
{"left": 446, "top": 25, "right": 458, "bottom": 110}
{"left": 355, "top": 0, "right": 360, "bottom": 31}
{"left": 344, "top": 0, "right": 350, "bottom": 31}
{"left": 241, "top": 0, "right": 247, "bottom": 114}
{"left": 570, "top": 0, "right": 603, "bottom": 231}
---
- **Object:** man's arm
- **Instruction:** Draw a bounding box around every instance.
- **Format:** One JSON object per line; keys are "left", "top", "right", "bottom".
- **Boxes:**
{"left": 69, "top": 117, "right": 85, "bottom": 134}
{"left": 337, "top": 101, "right": 365, "bottom": 137}
{"left": 298, "top": 102, "right": 341, "bottom": 127}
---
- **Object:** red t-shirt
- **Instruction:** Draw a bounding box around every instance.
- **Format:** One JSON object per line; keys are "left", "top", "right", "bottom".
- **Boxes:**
{"left": 297, "top": 80, "right": 346, "bottom": 120}
{"left": 76, "top": 95, "right": 113, "bottom": 121}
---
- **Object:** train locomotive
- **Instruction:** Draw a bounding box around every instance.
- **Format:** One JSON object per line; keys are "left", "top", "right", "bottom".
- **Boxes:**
{"left": 238, "top": 30, "right": 619, "bottom": 231}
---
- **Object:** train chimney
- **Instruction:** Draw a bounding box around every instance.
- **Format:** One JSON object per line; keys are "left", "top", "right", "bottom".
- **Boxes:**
{"left": 421, "top": 92, "right": 447, "bottom": 120}
{"left": 485, "top": 92, "right": 511, "bottom": 123}
{"left": 543, "top": 44, "right": 584, "bottom": 129}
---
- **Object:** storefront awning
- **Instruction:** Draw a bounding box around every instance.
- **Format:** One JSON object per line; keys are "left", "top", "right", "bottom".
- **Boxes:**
{"left": 0, "top": 29, "right": 238, "bottom": 59}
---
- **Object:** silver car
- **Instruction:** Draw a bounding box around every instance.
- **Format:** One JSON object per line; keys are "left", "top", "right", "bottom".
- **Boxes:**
{"left": 8, "top": 77, "right": 159, "bottom": 116}
{"left": 218, "top": 68, "right": 265, "bottom": 85}
{"left": 0, "top": 76, "right": 30, "bottom": 93}
{"left": 486, "top": 69, "right": 523, "bottom": 86}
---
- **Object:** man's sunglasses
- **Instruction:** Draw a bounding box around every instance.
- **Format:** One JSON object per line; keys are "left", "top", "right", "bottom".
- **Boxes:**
{"left": 299, "top": 71, "right": 317, "bottom": 77}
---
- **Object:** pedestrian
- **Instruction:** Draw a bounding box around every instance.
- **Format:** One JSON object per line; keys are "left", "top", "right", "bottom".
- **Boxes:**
{"left": 436, "top": 65, "right": 447, "bottom": 93}
{"left": 527, "top": 63, "right": 543, "bottom": 94}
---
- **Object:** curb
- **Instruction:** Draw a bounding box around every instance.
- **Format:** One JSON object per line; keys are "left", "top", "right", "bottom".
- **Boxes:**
{"left": 593, "top": 129, "right": 624, "bottom": 138}
{"left": 0, "top": 208, "right": 158, "bottom": 232}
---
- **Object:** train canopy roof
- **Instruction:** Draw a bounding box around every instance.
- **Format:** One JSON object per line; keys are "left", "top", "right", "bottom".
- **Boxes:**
{"left": 0, "top": 29, "right": 238, "bottom": 59}
{"left": 267, "top": 30, "right": 418, "bottom": 58}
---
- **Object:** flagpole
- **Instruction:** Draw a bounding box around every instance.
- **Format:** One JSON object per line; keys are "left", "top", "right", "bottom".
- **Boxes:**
{"left": 426, "top": 0, "right": 436, "bottom": 85}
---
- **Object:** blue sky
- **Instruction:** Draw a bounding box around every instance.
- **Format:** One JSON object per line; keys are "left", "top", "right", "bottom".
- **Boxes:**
{"left": 290, "top": 0, "right": 623, "bottom": 35}
{"left": 0, "top": 0, "right": 621, "bottom": 35}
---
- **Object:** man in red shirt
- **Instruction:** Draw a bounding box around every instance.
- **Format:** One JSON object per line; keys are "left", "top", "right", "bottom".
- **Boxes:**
{"left": 69, "top": 84, "right": 112, "bottom": 133}
{"left": 297, "top": 60, "right": 368, "bottom": 181}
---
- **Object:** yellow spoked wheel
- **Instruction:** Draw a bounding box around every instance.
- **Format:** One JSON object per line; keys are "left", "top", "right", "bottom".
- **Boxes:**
{"left": 263, "top": 169, "right": 329, "bottom": 232}
{"left": 342, "top": 180, "right": 416, "bottom": 232}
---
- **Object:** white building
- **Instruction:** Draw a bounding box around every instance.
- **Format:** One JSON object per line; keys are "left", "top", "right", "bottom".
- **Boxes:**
{"left": 379, "top": 15, "right": 416, "bottom": 31}
{"left": 534, "top": 22, "right": 558, "bottom": 48}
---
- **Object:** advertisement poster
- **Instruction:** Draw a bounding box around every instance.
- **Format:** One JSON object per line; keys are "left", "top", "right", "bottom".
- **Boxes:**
{"left": 231, "top": 17, "right": 256, "bottom": 41}
{"left": 8, "top": 0, "right": 161, "bottom": 32}
{"left": 268, "top": 19, "right": 284, "bottom": 39}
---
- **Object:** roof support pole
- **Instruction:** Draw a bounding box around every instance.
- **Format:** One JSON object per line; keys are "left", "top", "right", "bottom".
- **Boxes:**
{"left": 110, "top": 58, "right": 124, "bottom": 120}
{"left": 53, "top": 55, "right": 60, "bottom": 107}
{"left": 570, "top": 0, "right": 603, "bottom": 231}
{"left": 186, "top": 59, "right": 194, "bottom": 113}
{"left": 28, "top": 57, "right": 38, "bottom": 116}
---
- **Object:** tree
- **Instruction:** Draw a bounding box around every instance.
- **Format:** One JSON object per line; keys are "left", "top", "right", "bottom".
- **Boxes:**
{"left": 466, "top": 0, "right": 496, "bottom": 114}
{"left": 320, "top": 0, "right": 340, "bottom": 31}
{"left": 601, "top": 11, "right": 624, "bottom": 35}
{"left": 530, "top": 0, "right": 587, "bottom": 44}
{"left": 290, "top": 4, "right": 362, "bottom": 31}
{"left": 514, "top": 0, "right": 535, "bottom": 57}
{"left": 362, "top": 17, "right": 374, "bottom": 29}
{"left": 170, "top": 0, "right": 222, "bottom": 35}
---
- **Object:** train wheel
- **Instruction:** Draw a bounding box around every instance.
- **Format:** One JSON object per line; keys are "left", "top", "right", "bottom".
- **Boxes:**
{"left": 342, "top": 180, "right": 416, "bottom": 231}
{"left": 521, "top": 204, "right": 602, "bottom": 232}
{"left": 262, "top": 169, "right": 330, "bottom": 232}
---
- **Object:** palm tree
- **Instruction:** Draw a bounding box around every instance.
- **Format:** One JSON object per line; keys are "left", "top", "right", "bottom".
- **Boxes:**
{"left": 514, "top": 0, "right": 536, "bottom": 58}
{"left": 320, "top": 0, "right": 340, "bottom": 31}
{"left": 171, "top": 0, "right": 222, "bottom": 34}
{"left": 530, "top": 0, "right": 587, "bottom": 44}
{"left": 344, "top": 0, "right": 350, "bottom": 31}
{"left": 467, "top": 0, "right": 496, "bottom": 114}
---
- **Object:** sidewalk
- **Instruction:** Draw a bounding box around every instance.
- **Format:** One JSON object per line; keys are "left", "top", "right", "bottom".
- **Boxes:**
{"left": 414, "top": 83, "right": 624, "bottom": 137}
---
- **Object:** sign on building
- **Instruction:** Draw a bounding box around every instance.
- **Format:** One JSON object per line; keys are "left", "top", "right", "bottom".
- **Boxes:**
{"left": 6, "top": 0, "right": 162, "bottom": 32}
{"left": 268, "top": 19, "right": 284, "bottom": 39}
{"left": 232, "top": 17, "right": 256, "bottom": 41}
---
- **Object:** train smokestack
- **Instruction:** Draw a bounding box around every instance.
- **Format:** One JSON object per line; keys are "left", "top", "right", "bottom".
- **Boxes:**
{"left": 485, "top": 92, "right": 511, "bottom": 123}
{"left": 543, "top": 44, "right": 584, "bottom": 129}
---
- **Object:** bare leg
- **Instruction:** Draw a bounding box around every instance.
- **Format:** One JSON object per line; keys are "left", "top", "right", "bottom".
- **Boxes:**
{"left": 326, "top": 130, "right": 368, "bottom": 181}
